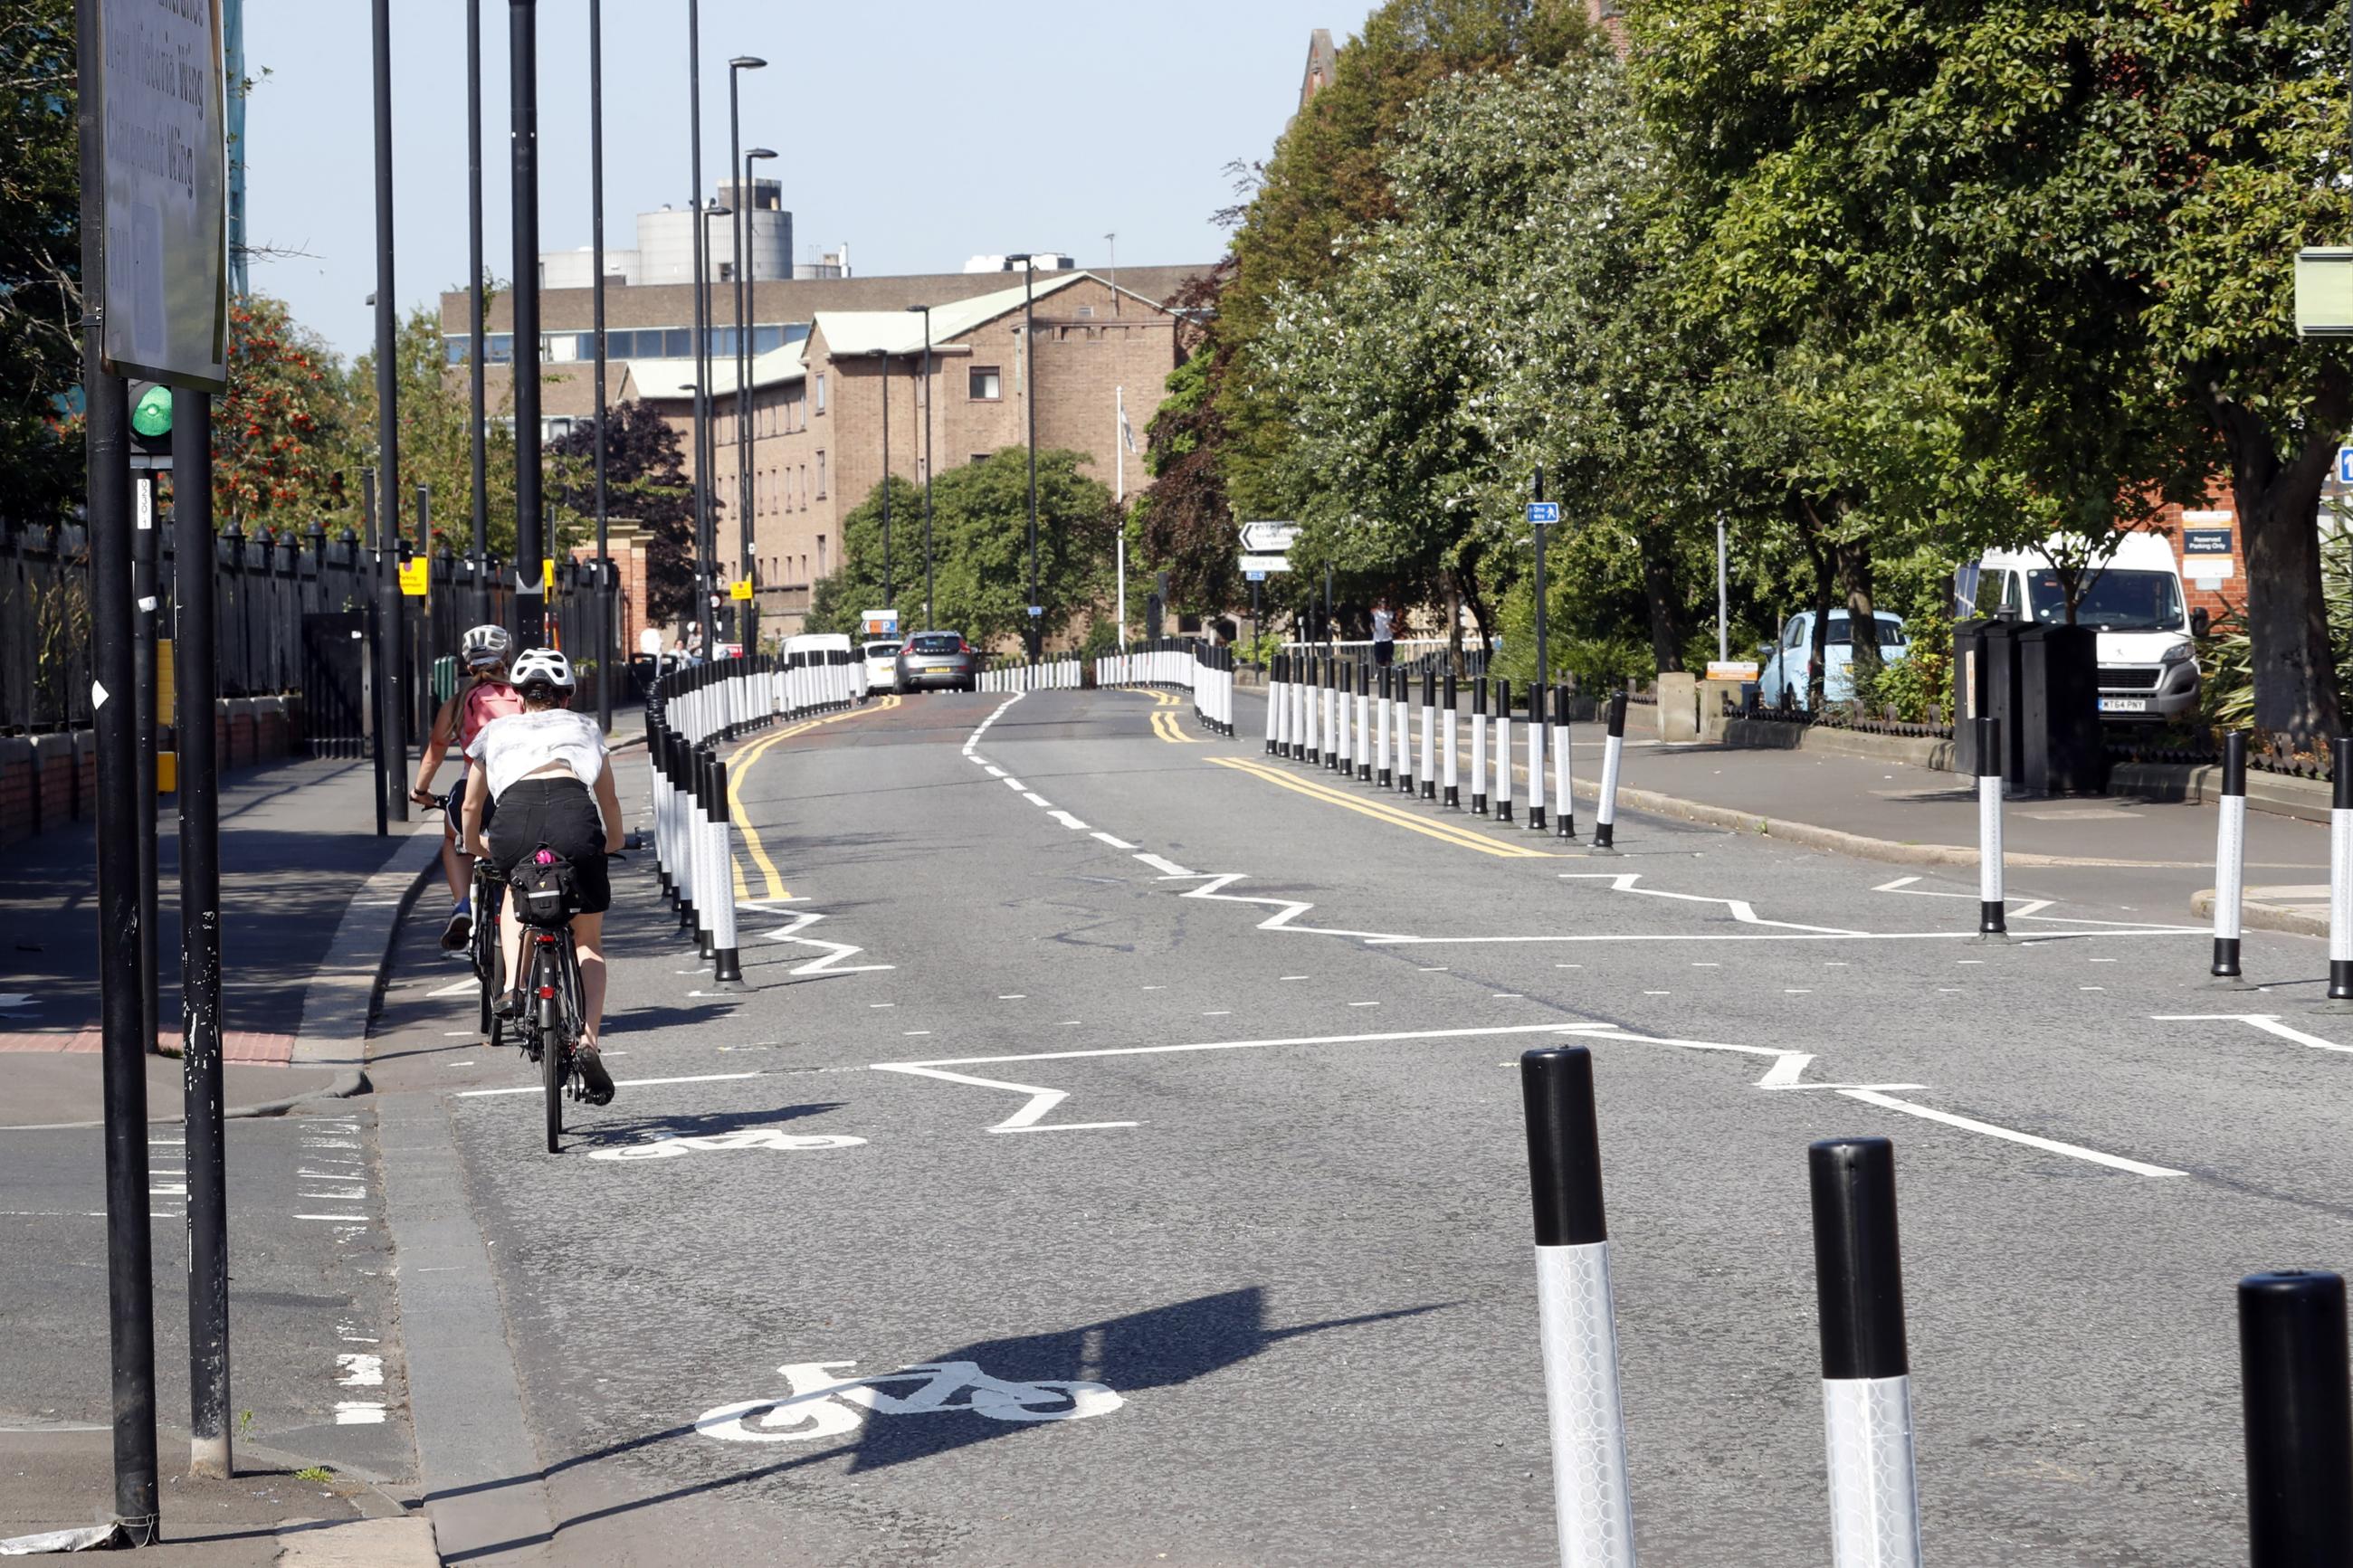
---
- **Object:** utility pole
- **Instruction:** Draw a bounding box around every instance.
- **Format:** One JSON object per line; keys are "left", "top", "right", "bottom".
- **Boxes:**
{"left": 1531, "top": 467, "right": 1550, "bottom": 695}
{"left": 590, "top": 0, "right": 612, "bottom": 726}
{"left": 686, "top": 0, "right": 712, "bottom": 656}
{"left": 373, "top": 0, "right": 407, "bottom": 820}
{"left": 467, "top": 0, "right": 490, "bottom": 623}
{"left": 174, "top": 388, "right": 231, "bottom": 1480}
{"left": 906, "top": 303, "right": 935, "bottom": 630}
{"left": 1005, "top": 253, "right": 1042, "bottom": 660}
{"left": 76, "top": 0, "right": 159, "bottom": 1535}
{"left": 510, "top": 0, "right": 545, "bottom": 648}
{"left": 132, "top": 468, "right": 159, "bottom": 1065}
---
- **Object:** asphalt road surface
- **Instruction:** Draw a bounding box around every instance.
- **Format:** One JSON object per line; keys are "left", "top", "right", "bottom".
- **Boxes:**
{"left": 332, "top": 685, "right": 2353, "bottom": 1564}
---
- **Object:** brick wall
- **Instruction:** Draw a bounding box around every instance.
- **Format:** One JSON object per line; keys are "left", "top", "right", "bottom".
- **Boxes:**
{"left": 0, "top": 696, "right": 304, "bottom": 851}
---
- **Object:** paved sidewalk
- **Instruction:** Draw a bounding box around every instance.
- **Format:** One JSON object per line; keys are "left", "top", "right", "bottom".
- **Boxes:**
{"left": 0, "top": 757, "right": 443, "bottom": 1126}
{"left": 0, "top": 1426, "right": 432, "bottom": 1564}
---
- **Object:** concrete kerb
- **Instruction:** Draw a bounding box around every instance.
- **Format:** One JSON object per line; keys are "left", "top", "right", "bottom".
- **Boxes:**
{"left": 2190, "top": 888, "right": 2329, "bottom": 943}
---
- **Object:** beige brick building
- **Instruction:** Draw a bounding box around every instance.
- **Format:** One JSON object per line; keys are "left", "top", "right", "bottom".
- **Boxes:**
{"left": 446, "top": 263, "right": 1202, "bottom": 640}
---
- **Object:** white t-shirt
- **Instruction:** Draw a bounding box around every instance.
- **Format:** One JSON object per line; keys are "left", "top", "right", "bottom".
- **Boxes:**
{"left": 467, "top": 709, "right": 609, "bottom": 801}
{"left": 1371, "top": 608, "right": 1394, "bottom": 643}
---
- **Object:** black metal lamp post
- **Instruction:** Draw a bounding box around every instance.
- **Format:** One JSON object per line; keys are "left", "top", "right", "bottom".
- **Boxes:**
{"left": 739, "top": 142, "right": 776, "bottom": 651}
{"left": 684, "top": 0, "right": 711, "bottom": 654}
{"left": 866, "top": 347, "right": 893, "bottom": 607}
{"left": 510, "top": 0, "right": 544, "bottom": 650}
{"left": 1004, "top": 253, "right": 1041, "bottom": 660}
{"left": 904, "top": 303, "right": 935, "bottom": 630}
{"left": 466, "top": 0, "right": 491, "bottom": 622}
{"left": 590, "top": 0, "right": 611, "bottom": 727}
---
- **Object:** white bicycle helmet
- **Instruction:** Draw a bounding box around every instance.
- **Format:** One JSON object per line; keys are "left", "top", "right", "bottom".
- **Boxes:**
{"left": 510, "top": 647, "right": 576, "bottom": 695}
{"left": 461, "top": 623, "right": 514, "bottom": 669}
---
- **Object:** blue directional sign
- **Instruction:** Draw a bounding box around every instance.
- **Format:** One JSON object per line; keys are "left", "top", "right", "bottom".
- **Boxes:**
{"left": 1246, "top": 570, "right": 1267, "bottom": 582}
{"left": 1527, "top": 501, "right": 1561, "bottom": 526}
{"left": 2339, "top": 446, "right": 2353, "bottom": 485}
{"left": 1025, "top": 605, "right": 1043, "bottom": 618}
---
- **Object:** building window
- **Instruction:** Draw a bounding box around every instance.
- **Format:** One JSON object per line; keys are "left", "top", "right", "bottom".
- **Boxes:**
{"left": 816, "top": 536, "right": 827, "bottom": 577}
{"left": 1076, "top": 306, "right": 1094, "bottom": 318}
{"left": 971, "top": 453, "right": 991, "bottom": 467}
{"left": 814, "top": 373, "right": 827, "bottom": 414}
{"left": 815, "top": 451, "right": 826, "bottom": 497}
{"left": 968, "top": 366, "right": 1002, "bottom": 401}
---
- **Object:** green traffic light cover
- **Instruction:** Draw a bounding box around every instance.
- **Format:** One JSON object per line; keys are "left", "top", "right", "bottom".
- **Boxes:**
{"left": 131, "top": 385, "right": 174, "bottom": 438}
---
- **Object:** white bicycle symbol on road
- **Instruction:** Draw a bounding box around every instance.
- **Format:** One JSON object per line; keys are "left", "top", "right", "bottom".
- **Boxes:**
{"left": 694, "top": 1360, "right": 1124, "bottom": 1443}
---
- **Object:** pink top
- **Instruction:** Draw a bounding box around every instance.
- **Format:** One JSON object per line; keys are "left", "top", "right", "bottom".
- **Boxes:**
{"left": 458, "top": 681, "right": 526, "bottom": 752}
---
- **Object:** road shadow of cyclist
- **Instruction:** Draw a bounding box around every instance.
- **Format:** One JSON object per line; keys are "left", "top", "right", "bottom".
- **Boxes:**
{"left": 834, "top": 1285, "right": 1453, "bottom": 1474}
{"left": 566, "top": 1100, "right": 847, "bottom": 1150}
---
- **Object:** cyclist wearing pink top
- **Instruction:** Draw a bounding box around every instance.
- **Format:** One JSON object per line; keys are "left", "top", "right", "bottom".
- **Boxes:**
{"left": 411, "top": 624, "right": 527, "bottom": 949}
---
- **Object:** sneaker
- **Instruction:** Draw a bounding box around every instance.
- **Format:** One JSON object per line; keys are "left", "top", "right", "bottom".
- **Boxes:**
{"left": 440, "top": 907, "right": 472, "bottom": 952}
{"left": 576, "top": 1045, "right": 616, "bottom": 1107}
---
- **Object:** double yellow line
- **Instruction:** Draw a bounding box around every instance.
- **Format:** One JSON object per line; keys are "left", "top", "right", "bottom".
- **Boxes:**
{"left": 1207, "top": 755, "right": 1557, "bottom": 859}
{"left": 1121, "top": 686, "right": 1199, "bottom": 743}
{"left": 725, "top": 695, "right": 902, "bottom": 900}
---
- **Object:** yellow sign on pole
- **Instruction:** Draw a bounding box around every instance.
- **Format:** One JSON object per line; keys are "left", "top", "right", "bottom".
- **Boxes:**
{"left": 398, "top": 557, "right": 430, "bottom": 596}
{"left": 157, "top": 752, "right": 178, "bottom": 794}
{"left": 729, "top": 580, "right": 754, "bottom": 602}
{"left": 543, "top": 558, "right": 557, "bottom": 594}
{"left": 157, "top": 638, "right": 176, "bottom": 719}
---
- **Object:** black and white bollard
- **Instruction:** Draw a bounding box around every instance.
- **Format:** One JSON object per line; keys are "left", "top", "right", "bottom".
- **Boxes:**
{"left": 1472, "top": 673, "right": 1490, "bottom": 815}
{"left": 709, "top": 754, "right": 743, "bottom": 983}
{"left": 1811, "top": 1136, "right": 1922, "bottom": 1568}
{"left": 1494, "top": 679, "right": 1515, "bottom": 824}
{"left": 1337, "top": 660, "right": 1357, "bottom": 777}
{"left": 1976, "top": 716, "right": 2006, "bottom": 938}
{"left": 1376, "top": 668, "right": 1394, "bottom": 790}
{"left": 2239, "top": 1269, "right": 2353, "bottom": 1564}
{"left": 1554, "top": 681, "right": 1577, "bottom": 840}
{"left": 1420, "top": 669, "right": 1438, "bottom": 800}
{"left": 1521, "top": 1045, "right": 1637, "bottom": 1568}
{"left": 1304, "top": 657, "right": 1322, "bottom": 767}
{"left": 2333, "top": 737, "right": 2353, "bottom": 1001}
{"left": 1528, "top": 682, "right": 1549, "bottom": 832}
{"left": 1269, "top": 654, "right": 1286, "bottom": 757}
{"left": 1358, "top": 663, "right": 1375, "bottom": 784}
{"left": 1443, "top": 672, "right": 1462, "bottom": 809}
{"left": 671, "top": 734, "right": 698, "bottom": 935}
{"left": 692, "top": 746, "right": 719, "bottom": 959}
{"left": 2213, "top": 729, "right": 2247, "bottom": 979}
{"left": 1594, "top": 691, "right": 1628, "bottom": 851}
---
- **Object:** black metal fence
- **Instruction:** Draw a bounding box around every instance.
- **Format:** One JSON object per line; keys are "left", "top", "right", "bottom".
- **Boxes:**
{"left": 1, "top": 521, "right": 631, "bottom": 738}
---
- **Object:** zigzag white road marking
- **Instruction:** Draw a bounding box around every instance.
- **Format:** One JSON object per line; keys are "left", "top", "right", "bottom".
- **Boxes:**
{"left": 1177, "top": 872, "right": 1417, "bottom": 943}
{"left": 1558, "top": 872, "right": 1863, "bottom": 936}
{"left": 762, "top": 911, "right": 895, "bottom": 975}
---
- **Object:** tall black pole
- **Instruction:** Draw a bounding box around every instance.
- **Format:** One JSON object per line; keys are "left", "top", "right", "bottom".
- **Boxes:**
{"left": 908, "top": 303, "right": 934, "bottom": 630}
{"left": 364, "top": 470, "right": 386, "bottom": 837}
{"left": 132, "top": 471, "right": 159, "bottom": 1064}
{"left": 77, "top": 0, "right": 159, "bottom": 1535}
{"left": 467, "top": 0, "right": 490, "bottom": 622}
{"left": 880, "top": 352, "right": 892, "bottom": 604}
{"left": 729, "top": 67, "right": 745, "bottom": 652}
{"left": 590, "top": 0, "right": 612, "bottom": 727}
{"left": 687, "top": 0, "right": 712, "bottom": 656}
{"left": 1022, "top": 261, "right": 1040, "bottom": 660}
{"left": 375, "top": 0, "right": 407, "bottom": 821}
{"left": 510, "top": 0, "right": 545, "bottom": 649}
{"left": 174, "top": 390, "right": 231, "bottom": 1480}
{"left": 1532, "top": 466, "right": 1549, "bottom": 694}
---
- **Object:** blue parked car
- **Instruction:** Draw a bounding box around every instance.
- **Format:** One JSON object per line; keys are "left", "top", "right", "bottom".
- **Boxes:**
{"left": 1757, "top": 610, "right": 1910, "bottom": 710}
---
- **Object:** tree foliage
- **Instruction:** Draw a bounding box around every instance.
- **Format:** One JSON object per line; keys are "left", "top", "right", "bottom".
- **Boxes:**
{"left": 0, "top": 0, "right": 81, "bottom": 522}
{"left": 213, "top": 296, "right": 351, "bottom": 532}
{"left": 546, "top": 400, "right": 697, "bottom": 626}
{"left": 808, "top": 450, "right": 1119, "bottom": 649}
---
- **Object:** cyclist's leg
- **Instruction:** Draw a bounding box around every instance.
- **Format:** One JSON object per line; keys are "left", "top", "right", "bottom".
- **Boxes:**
{"left": 572, "top": 912, "right": 606, "bottom": 1049}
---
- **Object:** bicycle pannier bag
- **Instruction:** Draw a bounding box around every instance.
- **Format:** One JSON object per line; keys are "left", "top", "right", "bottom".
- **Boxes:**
{"left": 512, "top": 847, "right": 578, "bottom": 924}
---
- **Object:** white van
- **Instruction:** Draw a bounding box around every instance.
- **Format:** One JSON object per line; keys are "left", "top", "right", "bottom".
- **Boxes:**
{"left": 1956, "top": 533, "right": 2202, "bottom": 721}
{"left": 783, "top": 632, "right": 867, "bottom": 701}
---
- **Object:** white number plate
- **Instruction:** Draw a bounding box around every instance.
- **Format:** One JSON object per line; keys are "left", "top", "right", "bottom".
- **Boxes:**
{"left": 2098, "top": 697, "right": 2149, "bottom": 714}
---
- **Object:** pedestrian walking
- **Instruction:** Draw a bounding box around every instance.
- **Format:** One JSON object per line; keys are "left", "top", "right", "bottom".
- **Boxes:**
{"left": 1371, "top": 599, "right": 1396, "bottom": 670}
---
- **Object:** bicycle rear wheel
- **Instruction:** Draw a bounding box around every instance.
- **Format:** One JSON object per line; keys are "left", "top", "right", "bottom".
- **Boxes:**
{"left": 541, "top": 969, "right": 564, "bottom": 1153}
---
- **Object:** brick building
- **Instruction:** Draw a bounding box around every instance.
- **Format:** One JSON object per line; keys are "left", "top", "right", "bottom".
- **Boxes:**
{"left": 443, "top": 257, "right": 1205, "bottom": 641}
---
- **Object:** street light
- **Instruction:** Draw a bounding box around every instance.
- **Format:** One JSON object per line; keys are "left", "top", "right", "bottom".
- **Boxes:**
{"left": 727, "top": 56, "right": 766, "bottom": 654}
{"left": 684, "top": 2, "right": 711, "bottom": 654}
{"left": 590, "top": 0, "right": 611, "bottom": 728}
{"left": 904, "top": 303, "right": 935, "bottom": 630}
{"left": 866, "top": 347, "right": 892, "bottom": 607}
{"left": 1005, "top": 252, "right": 1042, "bottom": 661}
{"left": 510, "top": 0, "right": 544, "bottom": 652}
{"left": 739, "top": 142, "right": 776, "bottom": 652}
{"left": 466, "top": 0, "right": 489, "bottom": 622}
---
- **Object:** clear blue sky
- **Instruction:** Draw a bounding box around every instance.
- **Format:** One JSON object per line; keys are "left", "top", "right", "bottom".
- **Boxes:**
{"left": 243, "top": 0, "right": 1373, "bottom": 359}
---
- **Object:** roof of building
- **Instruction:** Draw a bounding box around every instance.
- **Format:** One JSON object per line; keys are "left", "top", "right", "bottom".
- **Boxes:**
{"left": 628, "top": 337, "right": 807, "bottom": 401}
{"left": 808, "top": 271, "right": 1169, "bottom": 359}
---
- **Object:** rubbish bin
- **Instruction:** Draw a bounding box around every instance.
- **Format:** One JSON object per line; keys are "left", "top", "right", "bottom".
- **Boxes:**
{"left": 2016, "top": 623, "right": 2107, "bottom": 794}
{"left": 1955, "top": 618, "right": 2025, "bottom": 784}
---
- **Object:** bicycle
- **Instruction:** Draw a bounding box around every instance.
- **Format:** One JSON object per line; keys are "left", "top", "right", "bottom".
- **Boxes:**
{"left": 467, "top": 856, "right": 507, "bottom": 1049}
{"left": 510, "top": 846, "right": 593, "bottom": 1154}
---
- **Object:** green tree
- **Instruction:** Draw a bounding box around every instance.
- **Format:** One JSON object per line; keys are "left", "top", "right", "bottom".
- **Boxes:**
{"left": 547, "top": 401, "right": 697, "bottom": 625}
{"left": 0, "top": 0, "right": 81, "bottom": 522}
{"left": 347, "top": 303, "right": 523, "bottom": 554}
{"left": 1132, "top": 319, "right": 1241, "bottom": 621}
{"left": 1634, "top": 0, "right": 2352, "bottom": 736}
{"left": 811, "top": 451, "right": 1118, "bottom": 648}
{"left": 212, "top": 295, "right": 352, "bottom": 532}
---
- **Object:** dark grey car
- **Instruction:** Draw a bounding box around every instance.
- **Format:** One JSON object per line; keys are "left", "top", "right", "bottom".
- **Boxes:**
{"left": 896, "top": 631, "right": 979, "bottom": 692}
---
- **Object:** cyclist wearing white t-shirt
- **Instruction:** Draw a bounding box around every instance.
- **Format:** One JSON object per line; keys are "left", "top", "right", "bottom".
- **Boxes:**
{"left": 460, "top": 647, "right": 623, "bottom": 1103}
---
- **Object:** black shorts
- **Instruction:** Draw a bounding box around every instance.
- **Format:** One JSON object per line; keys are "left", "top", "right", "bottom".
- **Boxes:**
{"left": 486, "top": 777, "right": 611, "bottom": 915}
{"left": 1373, "top": 640, "right": 1395, "bottom": 667}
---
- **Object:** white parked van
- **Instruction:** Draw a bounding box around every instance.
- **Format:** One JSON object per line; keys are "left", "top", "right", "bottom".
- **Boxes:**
{"left": 783, "top": 632, "right": 867, "bottom": 701}
{"left": 1956, "top": 533, "right": 2201, "bottom": 721}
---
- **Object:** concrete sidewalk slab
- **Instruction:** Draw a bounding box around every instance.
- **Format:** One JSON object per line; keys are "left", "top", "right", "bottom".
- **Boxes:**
{"left": 0, "top": 1426, "right": 430, "bottom": 1564}
{"left": 0, "top": 1056, "right": 341, "bottom": 1131}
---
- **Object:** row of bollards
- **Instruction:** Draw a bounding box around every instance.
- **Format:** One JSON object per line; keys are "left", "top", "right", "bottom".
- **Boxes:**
{"left": 643, "top": 650, "right": 864, "bottom": 981}
{"left": 1251, "top": 659, "right": 1639, "bottom": 851}
{"left": 979, "top": 656, "right": 1083, "bottom": 692}
{"left": 1521, "top": 1042, "right": 2353, "bottom": 1565}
